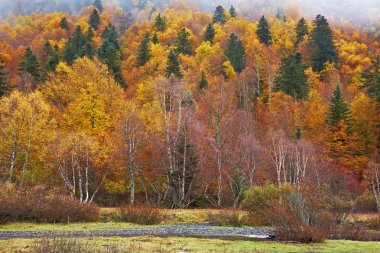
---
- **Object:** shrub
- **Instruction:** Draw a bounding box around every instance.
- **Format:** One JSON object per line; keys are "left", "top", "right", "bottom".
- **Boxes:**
{"left": 0, "top": 185, "right": 99, "bottom": 223}
{"left": 32, "top": 238, "right": 121, "bottom": 253}
{"left": 368, "top": 215, "right": 380, "bottom": 230}
{"left": 207, "top": 210, "right": 248, "bottom": 227}
{"left": 241, "top": 183, "right": 280, "bottom": 216}
{"left": 113, "top": 204, "right": 162, "bottom": 225}
{"left": 354, "top": 194, "right": 378, "bottom": 213}
{"left": 266, "top": 203, "right": 327, "bottom": 243}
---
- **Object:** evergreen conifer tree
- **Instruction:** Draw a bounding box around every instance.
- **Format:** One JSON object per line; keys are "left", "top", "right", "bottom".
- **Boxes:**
{"left": 273, "top": 52, "right": 309, "bottom": 99}
{"left": 229, "top": 6, "right": 237, "bottom": 18}
{"left": 59, "top": 17, "right": 70, "bottom": 31}
{"left": 327, "top": 85, "right": 351, "bottom": 127}
{"left": 257, "top": 16, "right": 272, "bottom": 46}
{"left": 46, "top": 45, "right": 61, "bottom": 72}
{"left": 166, "top": 49, "right": 183, "bottom": 79}
{"left": 136, "top": 32, "right": 151, "bottom": 67}
{"left": 197, "top": 71, "right": 208, "bottom": 90}
{"left": 175, "top": 28, "right": 193, "bottom": 56}
{"left": 93, "top": 0, "right": 103, "bottom": 12}
{"left": 155, "top": 13, "right": 167, "bottom": 32}
{"left": 296, "top": 17, "right": 308, "bottom": 44}
{"left": 89, "top": 9, "right": 101, "bottom": 30}
{"left": 213, "top": 6, "right": 227, "bottom": 24}
{"left": 0, "top": 61, "right": 7, "bottom": 97}
{"left": 226, "top": 33, "right": 246, "bottom": 74}
{"left": 152, "top": 33, "right": 159, "bottom": 44}
{"left": 19, "top": 47, "right": 41, "bottom": 82}
{"left": 308, "top": 15, "right": 338, "bottom": 72}
{"left": 204, "top": 23, "right": 215, "bottom": 43}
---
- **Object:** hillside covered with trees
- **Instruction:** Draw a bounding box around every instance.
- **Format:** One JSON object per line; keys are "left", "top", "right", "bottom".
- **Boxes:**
{"left": 0, "top": 0, "right": 379, "bottom": 214}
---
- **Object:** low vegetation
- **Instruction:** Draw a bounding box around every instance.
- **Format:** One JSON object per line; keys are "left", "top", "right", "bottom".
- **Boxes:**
{"left": 0, "top": 185, "right": 98, "bottom": 224}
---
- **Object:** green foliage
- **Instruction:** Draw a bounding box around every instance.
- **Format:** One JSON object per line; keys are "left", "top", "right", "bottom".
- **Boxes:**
{"left": 93, "top": 0, "right": 103, "bottom": 12}
{"left": 242, "top": 183, "right": 280, "bottom": 215}
{"left": 362, "top": 54, "right": 380, "bottom": 103}
{"left": 204, "top": 23, "right": 215, "bottom": 43}
{"left": 152, "top": 32, "right": 159, "bottom": 44}
{"left": 327, "top": 85, "right": 351, "bottom": 127}
{"left": 213, "top": 6, "right": 227, "bottom": 24}
{"left": 136, "top": 32, "right": 151, "bottom": 67}
{"left": 59, "top": 17, "right": 70, "bottom": 31}
{"left": 296, "top": 17, "right": 308, "bottom": 44}
{"left": 309, "top": 15, "right": 338, "bottom": 72}
{"left": 19, "top": 47, "right": 41, "bottom": 82}
{"left": 175, "top": 28, "right": 193, "bottom": 56}
{"left": 99, "top": 24, "right": 125, "bottom": 87}
{"left": 274, "top": 52, "right": 309, "bottom": 99}
{"left": 0, "top": 62, "right": 7, "bottom": 97}
{"left": 166, "top": 49, "right": 183, "bottom": 79}
{"left": 89, "top": 9, "right": 101, "bottom": 30}
{"left": 64, "top": 26, "right": 94, "bottom": 65}
{"left": 229, "top": 5, "right": 237, "bottom": 18}
{"left": 197, "top": 71, "right": 208, "bottom": 90}
{"left": 155, "top": 13, "right": 166, "bottom": 32}
{"left": 102, "top": 24, "right": 120, "bottom": 50}
{"left": 226, "top": 33, "right": 246, "bottom": 74}
{"left": 257, "top": 16, "right": 272, "bottom": 46}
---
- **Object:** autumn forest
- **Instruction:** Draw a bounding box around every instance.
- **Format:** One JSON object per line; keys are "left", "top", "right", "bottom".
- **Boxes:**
{"left": 0, "top": 0, "right": 379, "bottom": 217}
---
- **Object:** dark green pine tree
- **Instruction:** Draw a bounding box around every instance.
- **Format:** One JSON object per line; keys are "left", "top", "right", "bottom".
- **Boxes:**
{"left": 46, "top": 45, "right": 61, "bottom": 72}
{"left": 327, "top": 85, "right": 351, "bottom": 127}
{"left": 89, "top": 9, "right": 101, "bottom": 30}
{"left": 99, "top": 23, "right": 125, "bottom": 87}
{"left": 98, "top": 39, "right": 126, "bottom": 87}
{"left": 273, "top": 52, "right": 309, "bottom": 99}
{"left": 204, "top": 23, "right": 215, "bottom": 43}
{"left": 93, "top": 0, "right": 103, "bottom": 12}
{"left": 362, "top": 54, "right": 380, "bottom": 152}
{"left": 136, "top": 32, "right": 151, "bottom": 67}
{"left": 308, "top": 15, "right": 338, "bottom": 72}
{"left": 19, "top": 47, "right": 41, "bottom": 83}
{"left": 226, "top": 33, "right": 246, "bottom": 74}
{"left": 362, "top": 54, "right": 380, "bottom": 103}
{"left": 64, "top": 26, "right": 94, "bottom": 65}
{"left": 197, "top": 71, "right": 208, "bottom": 90}
{"left": 296, "top": 17, "right": 308, "bottom": 44}
{"left": 166, "top": 49, "right": 183, "bottom": 79}
{"left": 83, "top": 28, "right": 96, "bottom": 58}
{"left": 0, "top": 62, "right": 8, "bottom": 97}
{"left": 155, "top": 13, "right": 167, "bottom": 32}
{"left": 213, "top": 6, "right": 227, "bottom": 24}
{"left": 59, "top": 17, "right": 70, "bottom": 31}
{"left": 152, "top": 33, "right": 159, "bottom": 44}
{"left": 175, "top": 28, "right": 193, "bottom": 56}
{"left": 40, "top": 41, "right": 54, "bottom": 66}
{"left": 229, "top": 5, "right": 237, "bottom": 18}
{"left": 257, "top": 16, "right": 272, "bottom": 46}
{"left": 102, "top": 24, "right": 120, "bottom": 50}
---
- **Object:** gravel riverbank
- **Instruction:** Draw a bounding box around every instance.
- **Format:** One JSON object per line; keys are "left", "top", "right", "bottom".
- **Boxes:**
{"left": 0, "top": 223, "right": 274, "bottom": 240}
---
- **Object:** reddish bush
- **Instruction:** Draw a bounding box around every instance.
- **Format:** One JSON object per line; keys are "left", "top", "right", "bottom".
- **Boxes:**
{"left": 0, "top": 185, "right": 99, "bottom": 223}
{"left": 114, "top": 204, "right": 162, "bottom": 225}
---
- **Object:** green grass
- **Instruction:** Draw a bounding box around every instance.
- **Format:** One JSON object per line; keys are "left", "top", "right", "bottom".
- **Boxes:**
{"left": 0, "top": 236, "right": 379, "bottom": 253}
{"left": 0, "top": 222, "right": 154, "bottom": 232}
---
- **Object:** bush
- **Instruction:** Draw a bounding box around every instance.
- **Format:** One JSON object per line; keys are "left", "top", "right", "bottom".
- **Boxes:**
{"left": 241, "top": 183, "right": 280, "bottom": 216}
{"left": 113, "top": 204, "right": 162, "bottom": 225}
{"left": 0, "top": 185, "right": 99, "bottom": 223}
{"left": 266, "top": 203, "right": 327, "bottom": 243}
{"left": 354, "top": 194, "right": 378, "bottom": 213}
{"left": 207, "top": 210, "right": 248, "bottom": 227}
{"left": 32, "top": 238, "right": 120, "bottom": 253}
{"left": 368, "top": 215, "right": 380, "bottom": 230}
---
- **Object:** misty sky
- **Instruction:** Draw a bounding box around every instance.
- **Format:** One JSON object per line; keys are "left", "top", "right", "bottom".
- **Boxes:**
{"left": 0, "top": 0, "right": 379, "bottom": 25}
